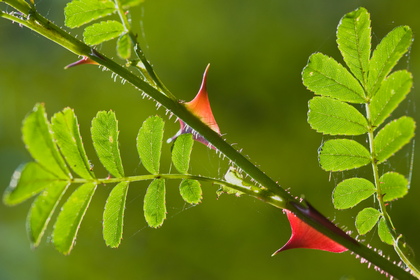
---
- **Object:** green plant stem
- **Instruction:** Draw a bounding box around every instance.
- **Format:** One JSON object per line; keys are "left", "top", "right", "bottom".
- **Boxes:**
{"left": 113, "top": 0, "right": 173, "bottom": 97}
{"left": 1, "top": 2, "right": 417, "bottom": 279}
{"left": 365, "top": 102, "right": 420, "bottom": 278}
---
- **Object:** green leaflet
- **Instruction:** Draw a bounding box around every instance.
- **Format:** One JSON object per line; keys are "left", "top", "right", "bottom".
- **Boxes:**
{"left": 84, "top": 20, "right": 126, "bottom": 46}
{"left": 53, "top": 183, "right": 97, "bottom": 255}
{"left": 355, "top": 207, "right": 381, "bottom": 235}
{"left": 3, "top": 162, "right": 61, "bottom": 205}
{"left": 117, "top": 34, "right": 132, "bottom": 60}
{"left": 336, "top": 7, "right": 371, "bottom": 85}
{"left": 379, "top": 172, "right": 408, "bottom": 202}
{"left": 378, "top": 217, "right": 394, "bottom": 245}
{"left": 51, "top": 108, "right": 95, "bottom": 179}
{"left": 137, "top": 116, "right": 164, "bottom": 175}
{"left": 171, "top": 133, "right": 194, "bottom": 174}
{"left": 144, "top": 179, "right": 166, "bottom": 228}
{"left": 333, "top": 178, "right": 375, "bottom": 209}
{"left": 103, "top": 181, "right": 130, "bottom": 248}
{"left": 22, "top": 103, "right": 71, "bottom": 179}
{"left": 367, "top": 25, "right": 413, "bottom": 96}
{"left": 27, "top": 182, "right": 69, "bottom": 247}
{"left": 65, "top": 0, "right": 116, "bottom": 28}
{"left": 374, "top": 116, "right": 415, "bottom": 163}
{"left": 91, "top": 111, "right": 125, "bottom": 178}
{"left": 308, "top": 97, "right": 368, "bottom": 135}
{"left": 319, "top": 139, "right": 371, "bottom": 171}
{"left": 302, "top": 53, "right": 366, "bottom": 103}
{"left": 370, "top": 70, "right": 413, "bottom": 127}
{"left": 179, "top": 179, "right": 202, "bottom": 204}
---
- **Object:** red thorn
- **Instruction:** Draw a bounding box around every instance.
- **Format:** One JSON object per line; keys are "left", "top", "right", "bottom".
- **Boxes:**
{"left": 273, "top": 209, "right": 348, "bottom": 255}
{"left": 65, "top": 57, "right": 99, "bottom": 69}
{"left": 168, "top": 64, "right": 221, "bottom": 148}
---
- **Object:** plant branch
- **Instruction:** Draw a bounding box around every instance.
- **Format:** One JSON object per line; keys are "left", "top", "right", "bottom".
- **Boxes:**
{"left": 0, "top": 2, "right": 417, "bottom": 279}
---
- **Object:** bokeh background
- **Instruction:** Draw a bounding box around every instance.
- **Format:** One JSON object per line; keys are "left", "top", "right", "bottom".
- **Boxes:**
{"left": 1, "top": 0, "right": 420, "bottom": 279}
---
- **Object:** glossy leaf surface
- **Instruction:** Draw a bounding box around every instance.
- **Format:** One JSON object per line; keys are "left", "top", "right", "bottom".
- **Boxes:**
{"left": 319, "top": 139, "right": 371, "bottom": 171}
{"left": 333, "top": 178, "right": 375, "bottom": 209}
{"left": 144, "top": 179, "right": 166, "bottom": 228}
{"left": 53, "top": 183, "right": 97, "bottom": 254}
{"left": 308, "top": 97, "right": 368, "bottom": 135}
{"left": 337, "top": 7, "right": 371, "bottom": 84}
{"left": 302, "top": 53, "right": 366, "bottom": 103}
{"left": 91, "top": 111, "right": 125, "bottom": 178}
{"left": 103, "top": 181, "right": 130, "bottom": 248}
{"left": 137, "top": 116, "right": 164, "bottom": 175}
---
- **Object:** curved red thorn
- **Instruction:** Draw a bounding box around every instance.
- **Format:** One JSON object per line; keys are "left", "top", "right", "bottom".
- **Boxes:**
{"left": 273, "top": 210, "right": 348, "bottom": 255}
{"left": 65, "top": 57, "right": 99, "bottom": 69}
{"left": 168, "top": 64, "right": 221, "bottom": 148}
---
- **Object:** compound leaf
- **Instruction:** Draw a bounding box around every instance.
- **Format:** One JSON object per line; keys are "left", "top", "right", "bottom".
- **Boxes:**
{"left": 84, "top": 20, "right": 126, "bottom": 46}
{"left": 378, "top": 217, "right": 394, "bottom": 245}
{"left": 374, "top": 116, "right": 415, "bottom": 163}
{"left": 171, "top": 133, "right": 194, "bottom": 174}
{"left": 308, "top": 97, "right": 368, "bottom": 135}
{"left": 337, "top": 7, "right": 371, "bottom": 85}
{"left": 3, "top": 162, "right": 61, "bottom": 205}
{"left": 65, "top": 0, "right": 116, "bottom": 28}
{"left": 179, "top": 179, "right": 202, "bottom": 204}
{"left": 144, "top": 179, "right": 166, "bottom": 228}
{"left": 379, "top": 172, "right": 408, "bottom": 202}
{"left": 23, "top": 103, "right": 71, "bottom": 179}
{"left": 27, "top": 182, "right": 69, "bottom": 247}
{"left": 370, "top": 70, "right": 413, "bottom": 127}
{"left": 51, "top": 108, "right": 95, "bottom": 179}
{"left": 103, "top": 181, "right": 129, "bottom": 248}
{"left": 302, "top": 53, "right": 366, "bottom": 103}
{"left": 137, "top": 116, "right": 164, "bottom": 175}
{"left": 333, "top": 178, "right": 375, "bottom": 209}
{"left": 355, "top": 207, "right": 381, "bottom": 235}
{"left": 319, "top": 139, "right": 371, "bottom": 171}
{"left": 116, "top": 34, "right": 132, "bottom": 60}
{"left": 91, "top": 111, "right": 125, "bottom": 178}
{"left": 367, "top": 25, "right": 413, "bottom": 96}
{"left": 53, "top": 183, "right": 97, "bottom": 255}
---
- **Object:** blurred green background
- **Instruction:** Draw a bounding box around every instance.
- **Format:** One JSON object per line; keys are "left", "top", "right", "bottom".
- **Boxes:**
{"left": 1, "top": 0, "right": 420, "bottom": 279}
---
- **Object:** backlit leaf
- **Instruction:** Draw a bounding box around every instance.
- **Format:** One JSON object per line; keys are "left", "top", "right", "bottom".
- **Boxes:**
{"left": 319, "top": 139, "right": 371, "bottom": 171}
{"left": 51, "top": 108, "right": 95, "bottom": 179}
{"left": 3, "top": 162, "right": 61, "bottom": 205}
{"left": 378, "top": 217, "right": 394, "bottom": 245}
{"left": 379, "top": 172, "right": 408, "bottom": 202}
{"left": 355, "top": 207, "right": 381, "bottom": 235}
{"left": 171, "top": 133, "right": 194, "bottom": 174}
{"left": 27, "top": 182, "right": 69, "bottom": 247}
{"left": 374, "top": 116, "right": 415, "bottom": 163}
{"left": 144, "top": 179, "right": 166, "bottom": 228}
{"left": 179, "top": 179, "right": 202, "bottom": 204}
{"left": 367, "top": 25, "right": 413, "bottom": 96}
{"left": 333, "top": 178, "right": 375, "bottom": 209}
{"left": 91, "top": 111, "right": 125, "bottom": 178}
{"left": 116, "top": 34, "right": 132, "bottom": 60}
{"left": 308, "top": 97, "right": 368, "bottom": 135}
{"left": 370, "top": 70, "right": 413, "bottom": 127}
{"left": 137, "top": 116, "right": 164, "bottom": 175}
{"left": 53, "top": 183, "right": 97, "bottom": 255}
{"left": 302, "top": 53, "right": 366, "bottom": 103}
{"left": 83, "top": 20, "right": 126, "bottom": 46}
{"left": 65, "top": 0, "right": 116, "bottom": 28}
{"left": 103, "top": 181, "right": 129, "bottom": 248}
{"left": 23, "top": 103, "right": 71, "bottom": 179}
{"left": 337, "top": 7, "right": 371, "bottom": 85}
